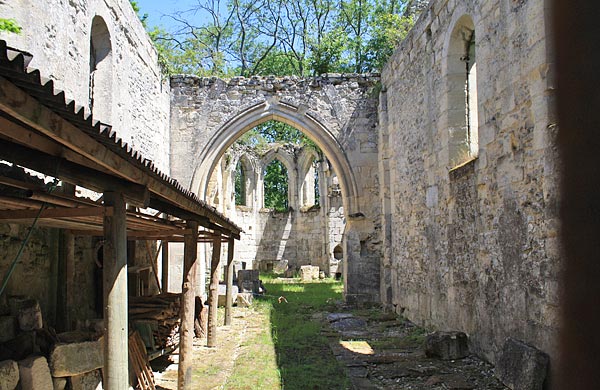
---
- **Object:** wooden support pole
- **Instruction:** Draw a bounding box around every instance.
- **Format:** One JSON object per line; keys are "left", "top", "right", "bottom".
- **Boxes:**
{"left": 161, "top": 240, "right": 169, "bottom": 292}
{"left": 224, "top": 238, "right": 235, "bottom": 326}
{"left": 207, "top": 235, "right": 222, "bottom": 347}
{"left": 102, "top": 192, "right": 129, "bottom": 389}
{"left": 57, "top": 183, "right": 75, "bottom": 332}
{"left": 178, "top": 220, "right": 198, "bottom": 390}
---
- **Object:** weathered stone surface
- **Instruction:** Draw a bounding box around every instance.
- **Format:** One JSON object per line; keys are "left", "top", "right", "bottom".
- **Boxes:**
{"left": 330, "top": 317, "right": 367, "bottom": 332}
{"left": 380, "top": 0, "right": 559, "bottom": 367}
{"left": 170, "top": 73, "right": 382, "bottom": 303}
{"left": 299, "top": 265, "right": 320, "bottom": 281}
{"left": 17, "top": 300, "right": 43, "bottom": 331}
{"left": 236, "top": 293, "right": 253, "bottom": 307}
{"left": 237, "top": 270, "right": 260, "bottom": 293}
{"left": 424, "top": 331, "right": 469, "bottom": 360}
{"left": 0, "top": 360, "right": 19, "bottom": 390}
{"left": 52, "top": 376, "right": 67, "bottom": 390}
{"left": 495, "top": 338, "right": 549, "bottom": 390}
{"left": 217, "top": 284, "right": 238, "bottom": 307}
{"left": 49, "top": 341, "right": 103, "bottom": 377}
{"left": 0, "top": 317, "right": 16, "bottom": 343}
{"left": 69, "top": 369, "right": 102, "bottom": 390}
{"left": 18, "top": 356, "right": 53, "bottom": 390}
{"left": 327, "top": 313, "right": 354, "bottom": 322}
{"left": 273, "top": 259, "right": 289, "bottom": 273}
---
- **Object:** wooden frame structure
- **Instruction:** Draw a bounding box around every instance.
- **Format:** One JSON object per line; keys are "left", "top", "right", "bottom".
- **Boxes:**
{"left": 0, "top": 40, "right": 241, "bottom": 389}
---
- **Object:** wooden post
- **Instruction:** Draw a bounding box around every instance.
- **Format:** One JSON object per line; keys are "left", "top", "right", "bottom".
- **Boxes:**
{"left": 224, "top": 238, "right": 235, "bottom": 326}
{"left": 178, "top": 221, "right": 198, "bottom": 390}
{"left": 102, "top": 191, "right": 129, "bottom": 389}
{"left": 207, "top": 235, "right": 222, "bottom": 347}
{"left": 57, "top": 184, "right": 75, "bottom": 331}
{"left": 161, "top": 240, "right": 169, "bottom": 292}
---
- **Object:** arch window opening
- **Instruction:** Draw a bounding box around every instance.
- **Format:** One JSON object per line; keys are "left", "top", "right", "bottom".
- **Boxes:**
{"left": 264, "top": 159, "right": 289, "bottom": 212}
{"left": 464, "top": 32, "right": 478, "bottom": 158}
{"left": 234, "top": 160, "right": 246, "bottom": 206}
{"left": 300, "top": 156, "right": 322, "bottom": 208}
{"left": 447, "top": 16, "right": 478, "bottom": 168}
{"left": 89, "top": 16, "right": 113, "bottom": 122}
{"left": 205, "top": 116, "right": 347, "bottom": 275}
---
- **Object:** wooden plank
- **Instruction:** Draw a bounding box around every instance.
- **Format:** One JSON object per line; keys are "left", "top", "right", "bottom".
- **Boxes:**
{"left": 144, "top": 240, "right": 163, "bottom": 294}
{"left": 207, "top": 235, "right": 222, "bottom": 348}
{"left": 161, "top": 241, "right": 169, "bottom": 292}
{"left": 178, "top": 220, "right": 198, "bottom": 390}
{"left": 102, "top": 192, "right": 129, "bottom": 389}
{"left": 0, "top": 206, "right": 111, "bottom": 220}
{"left": 0, "top": 140, "right": 150, "bottom": 207}
{"left": 224, "top": 238, "right": 235, "bottom": 326}
{"left": 0, "top": 115, "right": 113, "bottom": 175}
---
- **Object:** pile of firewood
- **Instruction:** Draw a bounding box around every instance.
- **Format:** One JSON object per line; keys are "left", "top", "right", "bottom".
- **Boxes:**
{"left": 128, "top": 293, "right": 180, "bottom": 349}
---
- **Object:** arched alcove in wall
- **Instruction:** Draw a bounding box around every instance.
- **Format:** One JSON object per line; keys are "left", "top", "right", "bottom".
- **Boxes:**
{"left": 191, "top": 100, "right": 360, "bottom": 217}
{"left": 89, "top": 15, "right": 113, "bottom": 123}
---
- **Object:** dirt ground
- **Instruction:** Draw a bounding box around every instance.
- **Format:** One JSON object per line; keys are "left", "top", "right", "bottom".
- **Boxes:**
{"left": 151, "top": 303, "right": 507, "bottom": 390}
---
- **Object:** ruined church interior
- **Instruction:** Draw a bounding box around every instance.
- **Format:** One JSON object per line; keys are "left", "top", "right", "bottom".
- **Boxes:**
{"left": 0, "top": 0, "right": 598, "bottom": 389}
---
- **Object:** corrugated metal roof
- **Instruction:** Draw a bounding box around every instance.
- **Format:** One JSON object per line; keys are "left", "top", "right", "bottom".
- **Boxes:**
{"left": 0, "top": 40, "right": 241, "bottom": 235}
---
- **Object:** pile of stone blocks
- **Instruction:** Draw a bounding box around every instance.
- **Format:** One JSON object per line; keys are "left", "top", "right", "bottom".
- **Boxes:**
{"left": 0, "top": 297, "right": 104, "bottom": 390}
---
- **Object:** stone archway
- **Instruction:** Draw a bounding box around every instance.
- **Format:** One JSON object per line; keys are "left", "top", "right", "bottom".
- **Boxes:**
{"left": 191, "top": 100, "right": 360, "bottom": 215}
{"left": 170, "top": 75, "right": 382, "bottom": 303}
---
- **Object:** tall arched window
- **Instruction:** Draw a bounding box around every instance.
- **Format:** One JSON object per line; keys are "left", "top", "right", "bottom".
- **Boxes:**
{"left": 264, "top": 159, "right": 289, "bottom": 212}
{"left": 234, "top": 160, "right": 246, "bottom": 206}
{"left": 89, "top": 16, "right": 113, "bottom": 122}
{"left": 447, "top": 15, "right": 478, "bottom": 168}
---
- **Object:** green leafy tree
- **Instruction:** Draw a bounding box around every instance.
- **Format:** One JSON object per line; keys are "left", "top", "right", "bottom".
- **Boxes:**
{"left": 0, "top": 19, "right": 21, "bottom": 34}
{"left": 264, "top": 159, "right": 289, "bottom": 211}
{"left": 136, "top": 0, "right": 423, "bottom": 77}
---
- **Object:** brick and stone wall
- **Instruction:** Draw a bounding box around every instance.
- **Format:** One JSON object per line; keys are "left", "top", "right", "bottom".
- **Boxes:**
{"left": 380, "top": 0, "right": 558, "bottom": 365}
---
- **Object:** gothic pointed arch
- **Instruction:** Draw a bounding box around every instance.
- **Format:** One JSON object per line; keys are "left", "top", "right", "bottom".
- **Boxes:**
{"left": 191, "top": 100, "right": 360, "bottom": 216}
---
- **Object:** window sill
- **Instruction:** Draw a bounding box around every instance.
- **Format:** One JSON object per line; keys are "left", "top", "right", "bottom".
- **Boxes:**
{"left": 448, "top": 156, "right": 477, "bottom": 179}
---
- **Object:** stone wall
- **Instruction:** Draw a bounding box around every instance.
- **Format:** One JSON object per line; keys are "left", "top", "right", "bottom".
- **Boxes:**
{"left": 381, "top": 0, "right": 558, "bottom": 366}
{"left": 0, "top": 0, "right": 170, "bottom": 171}
{"left": 170, "top": 74, "right": 382, "bottom": 302}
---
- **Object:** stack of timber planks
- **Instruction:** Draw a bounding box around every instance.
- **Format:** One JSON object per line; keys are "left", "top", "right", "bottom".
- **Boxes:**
{"left": 128, "top": 293, "right": 181, "bottom": 349}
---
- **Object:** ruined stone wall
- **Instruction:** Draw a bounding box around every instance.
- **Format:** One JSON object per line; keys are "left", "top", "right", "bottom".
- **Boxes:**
{"left": 381, "top": 0, "right": 558, "bottom": 366}
{"left": 225, "top": 207, "right": 343, "bottom": 274}
{"left": 171, "top": 75, "right": 382, "bottom": 302}
{"left": 0, "top": 0, "right": 170, "bottom": 171}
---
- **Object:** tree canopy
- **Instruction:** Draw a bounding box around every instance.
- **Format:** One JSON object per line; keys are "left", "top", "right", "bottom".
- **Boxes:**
{"left": 134, "top": 0, "right": 427, "bottom": 77}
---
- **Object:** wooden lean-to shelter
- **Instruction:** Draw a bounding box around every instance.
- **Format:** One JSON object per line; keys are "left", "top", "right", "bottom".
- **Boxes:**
{"left": 0, "top": 40, "right": 241, "bottom": 389}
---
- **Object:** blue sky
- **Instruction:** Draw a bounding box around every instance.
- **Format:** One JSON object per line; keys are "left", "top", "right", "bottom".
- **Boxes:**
{"left": 135, "top": 0, "right": 201, "bottom": 31}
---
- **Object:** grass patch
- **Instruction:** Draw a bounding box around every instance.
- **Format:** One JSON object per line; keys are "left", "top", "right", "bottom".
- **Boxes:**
{"left": 224, "top": 277, "right": 349, "bottom": 390}
{"left": 266, "top": 278, "right": 350, "bottom": 390}
{"left": 223, "top": 301, "right": 282, "bottom": 389}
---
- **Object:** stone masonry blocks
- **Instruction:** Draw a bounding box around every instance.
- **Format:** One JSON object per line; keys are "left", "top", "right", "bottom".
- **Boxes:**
{"left": 18, "top": 356, "right": 53, "bottom": 390}
{"left": 49, "top": 341, "right": 103, "bottom": 377}
{"left": 0, "top": 360, "right": 19, "bottom": 390}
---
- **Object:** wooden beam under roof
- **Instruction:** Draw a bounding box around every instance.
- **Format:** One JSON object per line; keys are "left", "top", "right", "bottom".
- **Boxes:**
{"left": 0, "top": 76, "right": 241, "bottom": 235}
